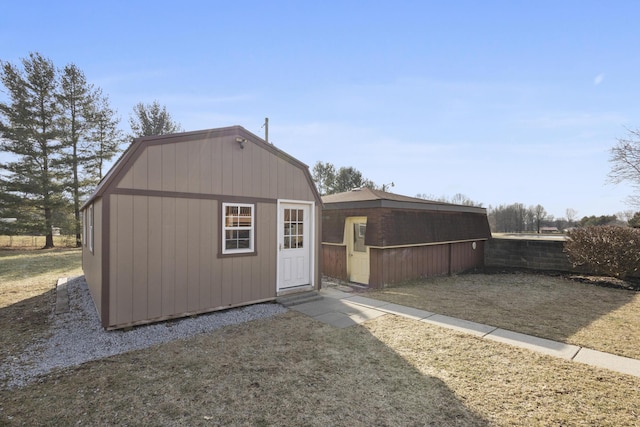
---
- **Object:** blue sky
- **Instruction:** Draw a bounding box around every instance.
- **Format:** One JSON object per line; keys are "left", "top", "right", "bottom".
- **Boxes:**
{"left": 2, "top": 1, "right": 639, "bottom": 219}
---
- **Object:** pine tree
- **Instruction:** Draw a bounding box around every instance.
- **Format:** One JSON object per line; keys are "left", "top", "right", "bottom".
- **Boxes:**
{"left": 0, "top": 52, "right": 65, "bottom": 248}
{"left": 87, "top": 91, "right": 124, "bottom": 180}
{"left": 58, "top": 63, "right": 96, "bottom": 247}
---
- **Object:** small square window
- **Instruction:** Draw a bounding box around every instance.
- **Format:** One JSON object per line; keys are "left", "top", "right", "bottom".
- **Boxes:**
{"left": 222, "top": 203, "right": 254, "bottom": 254}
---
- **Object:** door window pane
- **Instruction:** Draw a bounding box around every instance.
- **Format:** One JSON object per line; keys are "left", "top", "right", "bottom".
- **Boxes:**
{"left": 283, "top": 208, "right": 304, "bottom": 249}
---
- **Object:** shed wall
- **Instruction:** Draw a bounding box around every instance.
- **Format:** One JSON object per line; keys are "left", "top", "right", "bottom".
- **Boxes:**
{"left": 117, "top": 135, "right": 316, "bottom": 201}
{"left": 321, "top": 244, "right": 348, "bottom": 281}
{"left": 322, "top": 207, "right": 490, "bottom": 247}
{"left": 321, "top": 203, "right": 489, "bottom": 288}
{"left": 368, "top": 241, "right": 485, "bottom": 288}
{"left": 83, "top": 127, "right": 322, "bottom": 329}
{"left": 100, "top": 131, "right": 320, "bottom": 328}
{"left": 82, "top": 198, "right": 103, "bottom": 317}
{"left": 108, "top": 194, "right": 278, "bottom": 328}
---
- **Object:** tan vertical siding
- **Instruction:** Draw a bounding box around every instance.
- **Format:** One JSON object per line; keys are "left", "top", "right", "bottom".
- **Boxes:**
{"left": 111, "top": 195, "right": 134, "bottom": 325}
{"left": 115, "top": 133, "right": 318, "bottom": 202}
{"left": 187, "top": 141, "right": 201, "bottom": 193}
{"left": 268, "top": 154, "right": 278, "bottom": 200}
{"left": 175, "top": 144, "right": 189, "bottom": 193}
{"left": 132, "top": 196, "right": 148, "bottom": 322}
{"left": 221, "top": 139, "right": 233, "bottom": 195}
{"left": 211, "top": 140, "right": 223, "bottom": 195}
{"left": 147, "top": 197, "right": 163, "bottom": 319}
{"left": 187, "top": 198, "right": 200, "bottom": 312}
{"left": 174, "top": 201, "right": 188, "bottom": 314}
{"left": 232, "top": 141, "right": 244, "bottom": 196}
{"left": 162, "top": 143, "right": 176, "bottom": 192}
{"left": 196, "top": 140, "right": 210, "bottom": 194}
{"left": 161, "top": 197, "right": 176, "bottom": 316}
{"left": 132, "top": 148, "right": 148, "bottom": 189}
{"left": 198, "top": 200, "right": 214, "bottom": 310}
{"left": 82, "top": 198, "right": 103, "bottom": 317}
{"left": 147, "top": 145, "right": 162, "bottom": 191}
{"left": 97, "top": 128, "right": 321, "bottom": 328}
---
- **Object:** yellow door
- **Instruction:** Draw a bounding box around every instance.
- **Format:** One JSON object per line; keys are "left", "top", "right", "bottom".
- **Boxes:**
{"left": 346, "top": 217, "right": 369, "bottom": 285}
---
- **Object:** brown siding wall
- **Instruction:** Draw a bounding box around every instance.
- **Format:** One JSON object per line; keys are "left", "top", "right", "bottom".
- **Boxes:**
{"left": 451, "top": 240, "right": 485, "bottom": 272}
{"left": 368, "top": 241, "right": 485, "bottom": 288}
{"left": 322, "top": 208, "right": 365, "bottom": 243}
{"left": 321, "top": 244, "right": 348, "bottom": 281}
{"left": 321, "top": 205, "right": 489, "bottom": 289}
{"left": 322, "top": 206, "right": 490, "bottom": 247}
{"left": 380, "top": 209, "right": 490, "bottom": 246}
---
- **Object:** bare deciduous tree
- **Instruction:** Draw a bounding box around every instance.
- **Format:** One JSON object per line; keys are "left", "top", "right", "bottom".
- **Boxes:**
{"left": 609, "top": 128, "right": 640, "bottom": 207}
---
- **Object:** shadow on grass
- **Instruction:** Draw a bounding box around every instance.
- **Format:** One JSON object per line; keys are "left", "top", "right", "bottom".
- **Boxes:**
{"left": 0, "top": 305, "right": 490, "bottom": 425}
{"left": 0, "top": 289, "right": 55, "bottom": 363}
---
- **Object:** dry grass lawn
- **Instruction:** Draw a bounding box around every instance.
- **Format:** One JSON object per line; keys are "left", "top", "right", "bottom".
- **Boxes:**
{"left": 368, "top": 272, "right": 640, "bottom": 359}
{"left": 0, "top": 247, "right": 82, "bottom": 363}
{"left": 2, "top": 250, "right": 640, "bottom": 425}
{"left": 2, "top": 312, "right": 640, "bottom": 425}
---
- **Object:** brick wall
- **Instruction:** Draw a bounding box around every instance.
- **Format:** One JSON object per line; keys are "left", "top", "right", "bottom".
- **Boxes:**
{"left": 485, "top": 238, "right": 577, "bottom": 272}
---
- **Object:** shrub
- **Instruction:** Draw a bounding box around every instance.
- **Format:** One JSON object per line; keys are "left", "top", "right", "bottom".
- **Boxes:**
{"left": 564, "top": 226, "right": 640, "bottom": 279}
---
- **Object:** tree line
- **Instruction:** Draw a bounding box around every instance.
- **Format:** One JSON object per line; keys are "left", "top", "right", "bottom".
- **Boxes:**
{"left": 5, "top": 51, "right": 640, "bottom": 248}
{"left": 0, "top": 52, "right": 181, "bottom": 248}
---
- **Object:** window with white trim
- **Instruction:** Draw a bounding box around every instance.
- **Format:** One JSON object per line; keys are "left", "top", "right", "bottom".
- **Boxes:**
{"left": 222, "top": 203, "right": 254, "bottom": 254}
{"left": 82, "top": 210, "right": 86, "bottom": 247}
{"left": 88, "top": 204, "right": 94, "bottom": 253}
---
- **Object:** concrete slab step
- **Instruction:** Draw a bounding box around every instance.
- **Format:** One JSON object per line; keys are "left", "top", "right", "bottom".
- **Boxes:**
{"left": 55, "top": 277, "right": 69, "bottom": 314}
{"left": 276, "top": 291, "right": 323, "bottom": 307}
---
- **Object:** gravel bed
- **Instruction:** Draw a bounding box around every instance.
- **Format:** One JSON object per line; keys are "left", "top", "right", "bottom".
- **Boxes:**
{"left": 1, "top": 276, "right": 288, "bottom": 389}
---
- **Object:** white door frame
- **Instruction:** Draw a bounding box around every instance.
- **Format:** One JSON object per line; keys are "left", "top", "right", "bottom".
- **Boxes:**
{"left": 276, "top": 199, "right": 315, "bottom": 293}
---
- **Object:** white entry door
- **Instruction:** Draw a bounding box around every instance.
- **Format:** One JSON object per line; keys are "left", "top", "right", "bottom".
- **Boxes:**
{"left": 278, "top": 202, "right": 311, "bottom": 290}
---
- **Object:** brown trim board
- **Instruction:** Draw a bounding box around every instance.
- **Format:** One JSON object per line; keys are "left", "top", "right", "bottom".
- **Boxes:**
{"left": 101, "top": 195, "right": 110, "bottom": 329}
{"left": 110, "top": 187, "right": 278, "bottom": 205}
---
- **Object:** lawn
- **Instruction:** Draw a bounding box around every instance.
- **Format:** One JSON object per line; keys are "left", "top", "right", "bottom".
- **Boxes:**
{"left": 367, "top": 272, "right": 640, "bottom": 359}
{"left": 0, "top": 246, "right": 83, "bottom": 364}
{"left": 1, "top": 250, "right": 640, "bottom": 425}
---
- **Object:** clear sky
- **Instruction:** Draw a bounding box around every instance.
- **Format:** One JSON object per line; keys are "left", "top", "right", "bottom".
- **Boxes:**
{"left": 1, "top": 1, "right": 639, "bottom": 219}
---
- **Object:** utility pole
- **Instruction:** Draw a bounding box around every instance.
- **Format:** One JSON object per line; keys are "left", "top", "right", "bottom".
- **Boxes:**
{"left": 263, "top": 117, "right": 269, "bottom": 143}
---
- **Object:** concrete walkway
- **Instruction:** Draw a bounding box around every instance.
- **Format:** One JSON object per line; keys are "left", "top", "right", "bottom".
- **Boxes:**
{"left": 289, "top": 286, "right": 640, "bottom": 378}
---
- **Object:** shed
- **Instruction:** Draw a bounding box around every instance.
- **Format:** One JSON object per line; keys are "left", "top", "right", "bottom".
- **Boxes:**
{"left": 81, "top": 126, "right": 322, "bottom": 329}
{"left": 321, "top": 188, "right": 491, "bottom": 288}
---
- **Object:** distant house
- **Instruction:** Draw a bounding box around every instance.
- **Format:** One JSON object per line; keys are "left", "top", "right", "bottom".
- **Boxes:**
{"left": 81, "top": 126, "right": 322, "bottom": 329}
{"left": 321, "top": 188, "right": 491, "bottom": 288}
{"left": 539, "top": 227, "right": 559, "bottom": 234}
